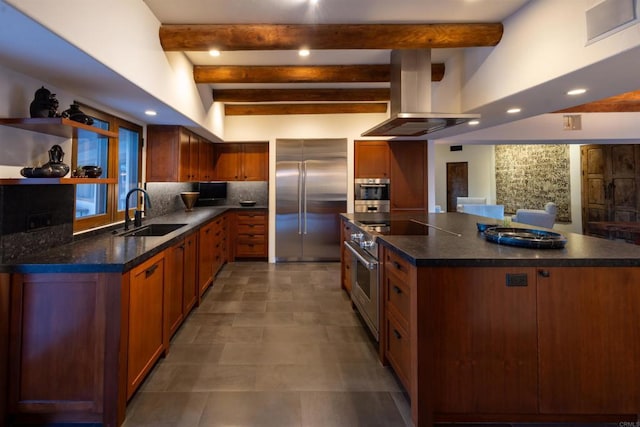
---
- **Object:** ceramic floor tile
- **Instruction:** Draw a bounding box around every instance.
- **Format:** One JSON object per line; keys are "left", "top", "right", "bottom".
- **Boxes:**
{"left": 163, "top": 343, "right": 225, "bottom": 364}
{"left": 339, "top": 363, "right": 403, "bottom": 392}
{"left": 293, "top": 311, "right": 362, "bottom": 327}
{"left": 198, "top": 391, "right": 302, "bottom": 427}
{"left": 325, "top": 325, "right": 371, "bottom": 343}
{"left": 182, "top": 312, "right": 237, "bottom": 327}
{"left": 191, "top": 325, "right": 263, "bottom": 344}
{"left": 200, "top": 300, "right": 267, "bottom": 313}
{"left": 261, "top": 325, "right": 329, "bottom": 343}
{"left": 300, "top": 391, "right": 408, "bottom": 427}
{"left": 242, "top": 290, "right": 294, "bottom": 301}
{"left": 122, "top": 391, "right": 208, "bottom": 427}
{"left": 255, "top": 363, "right": 345, "bottom": 391}
{"left": 218, "top": 342, "right": 304, "bottom": 365}
{"left": 232, "top": 311, "right": 296, "bottom": 327}
{"left": 266, "top": 300, "right": 320, "bottom": 312}
{"left": 165, "top": 364, "right": 257, "bottom": 392}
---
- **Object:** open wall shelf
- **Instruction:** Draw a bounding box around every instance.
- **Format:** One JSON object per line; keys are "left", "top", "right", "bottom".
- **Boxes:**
{"left": 0, "top": 117, "right": 118, "bottom": 139}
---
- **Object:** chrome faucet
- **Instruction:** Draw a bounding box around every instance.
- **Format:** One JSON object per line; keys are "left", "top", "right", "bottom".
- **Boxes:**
{"left": 124, "top": 188, "right": 152, "bottom": 230}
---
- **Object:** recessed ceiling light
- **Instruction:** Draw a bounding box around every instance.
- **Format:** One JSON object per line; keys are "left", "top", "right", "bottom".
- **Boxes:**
{"left": 145, "top": 110, "right": 157, "bottom": 116}
{"left": 310, "top": 0, "right": 319, "bottom": 4}
{"left": 567, "top": 88, "right": 587, "bottom": 96}
{"left": 468, "top": 120, "right": 480, "bottom": 126}
{"left": 507, "top": 107, "right": 521, "bottom": 114}
{"left": 208, "top": 49, "right": 221, "bottom": 57}
{"left": 298, "top": 49, "right": 310, "bottom": 57}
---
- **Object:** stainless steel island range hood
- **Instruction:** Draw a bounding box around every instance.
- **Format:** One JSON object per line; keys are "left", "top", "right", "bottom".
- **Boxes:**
{"left": 362, "top": 49, "right": 479, "bottom": 137}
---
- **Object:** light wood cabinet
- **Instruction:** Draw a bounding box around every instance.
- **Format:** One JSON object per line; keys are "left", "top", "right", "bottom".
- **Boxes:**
{"left": 125, "top": 252, "right": 167, "bottom": 399}
{"left": 214, "top": 142, "right": 268, "bottom": 181}
{"left": 146, "top": 125, "right": 214, "bottom": 182}
{"left": 354, "top": 140, "right": 390, "bottom": 178}
{"left": 232, "top": 210, "right": 268, "bottom": 259}
{"left": 389, "top": 141, "right": 427, "bottom": 212}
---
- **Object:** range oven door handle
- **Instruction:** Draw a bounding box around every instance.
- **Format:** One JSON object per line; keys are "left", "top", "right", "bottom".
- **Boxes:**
{"left": 344, "top": 241, "right": 377, "bottom": 270}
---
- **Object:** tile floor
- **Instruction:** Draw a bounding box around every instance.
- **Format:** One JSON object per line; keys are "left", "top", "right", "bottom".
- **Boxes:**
{"left": 122, "top": 262, "right": 413, "bottom": 427}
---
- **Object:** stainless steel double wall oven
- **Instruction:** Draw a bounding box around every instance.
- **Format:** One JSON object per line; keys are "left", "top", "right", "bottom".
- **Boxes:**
{"left": 354, "top": 178, "right": 390, "bottom": 213}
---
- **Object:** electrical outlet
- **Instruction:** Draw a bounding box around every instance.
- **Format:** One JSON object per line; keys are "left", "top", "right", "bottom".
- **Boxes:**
{"left": 506, "top": 273, "right": 528, "bottom": 287}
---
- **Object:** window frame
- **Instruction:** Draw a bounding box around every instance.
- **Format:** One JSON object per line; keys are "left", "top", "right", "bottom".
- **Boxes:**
{"left": 72, "top": 103, "right": 143, "bottom": 232}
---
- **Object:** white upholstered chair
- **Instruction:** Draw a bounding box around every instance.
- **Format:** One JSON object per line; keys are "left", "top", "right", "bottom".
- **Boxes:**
{"left": 512, "top": 202, "right": 557, "bottom": 228}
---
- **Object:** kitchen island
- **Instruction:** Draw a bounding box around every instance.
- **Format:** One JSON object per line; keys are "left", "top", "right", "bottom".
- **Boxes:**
{"left": 342, "top": 212, "right": 640, "bottom": 427}
{"left": 0, "top": 205, "right": 266, "bottom": 427}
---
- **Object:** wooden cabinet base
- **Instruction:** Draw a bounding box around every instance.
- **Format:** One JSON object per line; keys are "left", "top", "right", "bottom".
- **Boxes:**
{"left": 8, "top": 272, "right": 124, "bottom": 426}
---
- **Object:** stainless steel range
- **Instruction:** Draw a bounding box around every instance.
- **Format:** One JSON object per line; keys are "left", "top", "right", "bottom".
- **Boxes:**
{"left": 344, "top": 222, "right": 380, "bottom": 340}
{"left": 344, "top": 218, "right": 432, "bottom": 341}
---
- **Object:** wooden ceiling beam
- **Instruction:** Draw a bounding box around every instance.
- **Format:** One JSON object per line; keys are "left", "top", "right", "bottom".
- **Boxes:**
{"left": 554, "top": 90, "right": 640, "bottom": 113}
{"left": 225, "top": 103, "right": 388, "bottom": 116}
{"left": 195, "top": 63, "right": 445, "bottom": 83}
{"left": 160, "top": 23, "right": 503, "bottom": 51}
{"left": 213, "top": 88, "right": 391, "bottom": 102}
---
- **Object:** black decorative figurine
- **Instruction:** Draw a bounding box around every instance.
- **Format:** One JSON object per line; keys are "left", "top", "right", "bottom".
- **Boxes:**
{"left": 29, "top": 86, "right": 62, "bottom": 118}
{"left": 62, "top": 102, "right": 94, "bottom": 125}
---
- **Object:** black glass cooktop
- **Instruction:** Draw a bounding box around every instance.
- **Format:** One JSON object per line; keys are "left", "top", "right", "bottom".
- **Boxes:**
{"left": 359, "top": 219, "right": 429, "bottom": 236}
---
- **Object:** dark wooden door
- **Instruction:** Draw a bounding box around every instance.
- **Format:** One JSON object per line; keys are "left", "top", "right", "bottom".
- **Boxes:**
{"left": 446, "top": 162, "right": 468, "bottom": 212}
{"left": 389, "top": 141, "right": 427, "bottom": 212}
{"left": 581, "top": 144, "right": 640, "bottom": 235}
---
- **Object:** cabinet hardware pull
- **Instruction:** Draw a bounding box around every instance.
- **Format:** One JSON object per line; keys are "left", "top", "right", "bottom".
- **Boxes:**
{"left": 145, "top": 264, "right": 159, "bottom": 278}
{"left": 538, "top": 269, "right": 550, "bottom": 278}
{"left": 392, "top": 261, "right": 401, "bottom": 270}
{"left": 392, "top": 285, "right": 402, "bottom": 294}
{"left": 393, "top": 329, "right": 402, "bottom": 339}
{"left": 178, "top": 244, "right": 185, "bottom": 250}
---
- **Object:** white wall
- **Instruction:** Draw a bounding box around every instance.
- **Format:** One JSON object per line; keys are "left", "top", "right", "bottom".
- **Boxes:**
{"left": 433, "top": 144, "right": 496, "bottom": 210}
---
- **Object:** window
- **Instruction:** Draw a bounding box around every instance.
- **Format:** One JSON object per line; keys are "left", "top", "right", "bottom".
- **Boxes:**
{"left": 73, "top": 104, "right": 142, "bottom": 232}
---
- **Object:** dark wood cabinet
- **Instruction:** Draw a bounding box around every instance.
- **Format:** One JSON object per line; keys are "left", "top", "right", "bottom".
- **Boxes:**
{"left": 198, "top": 221, "right": 215, "bottom": 298}
{"left": 340, "top": 218, "right": 353, "bottom": 295}
{"left": 354, "top": 140, "right": 389, "bottom": 178}
{"left": 214, "top": 142, "right": 268, "bottom": 181}
{"left": 389, "top": 141, "right": 427, "bottom": 212}
{"left": 146, "top": 125, "right": 214, "bottom": 182}
{"left": 166, "top": 231, "right": 199, "bottom": 339}
{"left": 537, "top": 267, "right": 640, "bottom": 414}
{"left": 126, "top": 252, "right": 166, "bottom": 399}
{"left": 8, "top": 272, "right": 122, "bottom": 426}
{"left": 232, "top": 210, "right": 268, "bottom": 259}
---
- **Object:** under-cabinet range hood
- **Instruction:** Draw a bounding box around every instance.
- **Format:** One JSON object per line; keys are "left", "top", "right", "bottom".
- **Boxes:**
{"left": 362, "top": 49, "right": 480, "bottom": 137}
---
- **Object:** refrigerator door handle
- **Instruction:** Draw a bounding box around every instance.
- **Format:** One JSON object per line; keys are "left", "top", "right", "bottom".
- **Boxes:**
{"left": 302, "top": 161, "right": 308, "bottom": 234}
{"left": 297, "top": 162, "right": 303, "bottom": 235}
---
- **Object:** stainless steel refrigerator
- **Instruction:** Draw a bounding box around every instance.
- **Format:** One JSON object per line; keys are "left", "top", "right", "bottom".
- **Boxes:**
{"left": 276, "top": 138, "right": 347, "bottom": 261}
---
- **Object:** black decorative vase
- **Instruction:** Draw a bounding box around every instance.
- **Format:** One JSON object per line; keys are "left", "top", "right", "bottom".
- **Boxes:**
{"left": 62, "top": 102, "right": 94, "bottom": 125}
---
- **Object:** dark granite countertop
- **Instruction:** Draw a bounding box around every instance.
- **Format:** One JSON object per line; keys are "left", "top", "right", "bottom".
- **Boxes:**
{"left": 341, "top": 212, "right": 640, "bottom": 267}
{"left": 2, "top": 205, "right": 267, "bottom": 274}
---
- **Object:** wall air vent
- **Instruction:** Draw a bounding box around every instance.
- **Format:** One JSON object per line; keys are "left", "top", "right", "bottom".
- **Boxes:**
{"left": 586, "top": 0, "right": 638, "bottom": 43}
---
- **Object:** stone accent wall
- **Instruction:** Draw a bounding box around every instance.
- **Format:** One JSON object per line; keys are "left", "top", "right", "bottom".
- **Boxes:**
{"left": 495, "top": 144, "right": 571, "bottom": 222}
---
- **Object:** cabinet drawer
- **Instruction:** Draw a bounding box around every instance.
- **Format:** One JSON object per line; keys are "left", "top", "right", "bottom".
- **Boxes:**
{"left": 385, "top": 249, "right": 411, "bottom": 283}
{"left": 237, "top": 235, "right": 265, "bottom": 244}
{"left": 237, "top": 223, "right": 266, "bottom": 234}
{"left": 386, "top": 310, "right": 411, "bottom": 392}
{"left": 237, "top": 213, "right": 266, "bottom": 224}
{"left": 236, "top": 242, "right": 266, "bottom": 256}
{"left": 385, "top": 272, "right": 410, "bottom": 328}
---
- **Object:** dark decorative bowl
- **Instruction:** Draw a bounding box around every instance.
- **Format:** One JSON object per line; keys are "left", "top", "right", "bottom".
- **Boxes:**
{"left": 81, "top": 165, "right": 102, "bottom": 178}
{"left": 476, "top": 222, "right": 499, "bottom": 232}
{"left": 482, "top": 227, "right": 567, "bottom": 249}
{"left": 240, "top": 200, "right": 256, "bottom": 207}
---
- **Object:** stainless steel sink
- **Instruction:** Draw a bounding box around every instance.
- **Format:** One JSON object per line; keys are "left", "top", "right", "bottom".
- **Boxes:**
{"left": 118, "top": 223, "right": 187, "bottom": 237}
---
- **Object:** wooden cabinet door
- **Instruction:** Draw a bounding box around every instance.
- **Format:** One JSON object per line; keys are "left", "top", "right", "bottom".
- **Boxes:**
{"left": 340, "top": 219, "right": 353, "bottom": 295}
{"left": 355, "top": 140, "right": 389, "bottom": 178}
{"left": 214, "top": 144, "right": 242, "bottom": 180}
{"left": 199, "top": 141, "right": 214, "bottom": 181}
{"left": 242, "top": 143, "right": 269, "bottom": 181}
{"left": 389, "top": 141, "right": 427, "bottom": 212}
{"left": 537, "top": 267, "right": 640, "bottom": 414}
{"left": 166, "top": 240, "right": 185, "bottom": 338}
{"left": 198, "top": 222, "right": 215, "bottom": 298}
{"left": 178, "top": 129, "right": 192, "bottom": 182}
{"left": 146, "top": 126, "right": 181, "bottom": 182}
{"left": 187, "top": 134, "right": 200, "bottom": 182}
{"left": 183, "top": 232, "right": 198, "bottom": 313}
{"left": 423, "top": 267, "right": 538, "bottom": 414}
{"left": 127, "top": 253, "right": 166, "bottom": 398}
